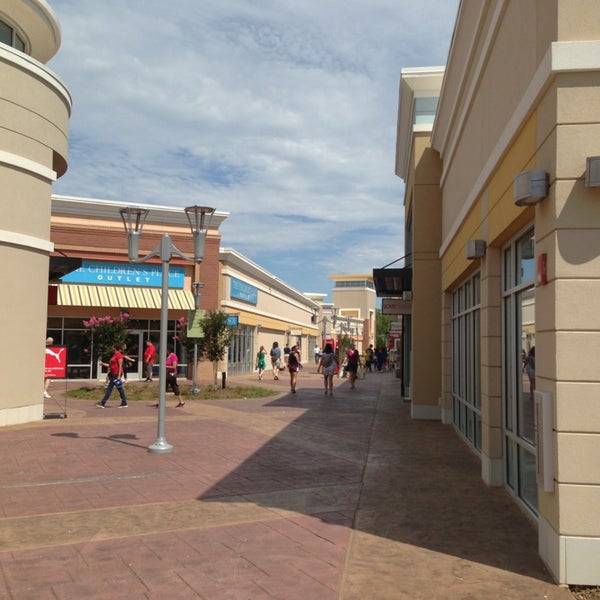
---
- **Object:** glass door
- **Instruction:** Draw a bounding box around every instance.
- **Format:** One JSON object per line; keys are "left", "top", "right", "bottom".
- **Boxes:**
{"left": 123, "top": 331, "right": 144, "bottom": 382}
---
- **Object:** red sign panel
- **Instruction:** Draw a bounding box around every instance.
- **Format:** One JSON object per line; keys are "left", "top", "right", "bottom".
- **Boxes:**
{"left": 45, "top": 345, "right": 67, "bottom": 379}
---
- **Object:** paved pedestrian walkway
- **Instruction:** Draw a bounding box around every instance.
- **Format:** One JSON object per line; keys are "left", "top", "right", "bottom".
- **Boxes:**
{"left": 0, "top": 368, "right": 573, "bottom": 599}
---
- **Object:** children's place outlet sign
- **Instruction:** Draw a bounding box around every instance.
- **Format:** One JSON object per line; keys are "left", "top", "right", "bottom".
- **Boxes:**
{"left": 60, "top": 260, "right": 185, "bottom": 289}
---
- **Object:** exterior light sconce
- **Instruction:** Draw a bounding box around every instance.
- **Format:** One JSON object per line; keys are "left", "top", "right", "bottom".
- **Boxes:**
{"left": 514, "top": 170, "right": 549, "bottom": 206}
{"left": 585, "top": 156, "right": 600, "bottom": 187}
{"left": 466, "top": 239, "right": 486, "bottom": 259}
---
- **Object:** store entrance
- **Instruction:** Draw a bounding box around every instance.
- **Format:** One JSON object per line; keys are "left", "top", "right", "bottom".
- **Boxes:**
{"left": 123, "top": 331, "right": 144, "bottom": 382}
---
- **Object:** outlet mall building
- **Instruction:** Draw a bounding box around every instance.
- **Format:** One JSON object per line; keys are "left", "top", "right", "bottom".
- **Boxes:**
{"left": 1, "top": 0, "right": 344, "bottom": 428}
{"left": 395, "top": 0, "right": 600, "bottom": 587}
{"left": 48, "top": 195, "right": 323, "bottom": 383}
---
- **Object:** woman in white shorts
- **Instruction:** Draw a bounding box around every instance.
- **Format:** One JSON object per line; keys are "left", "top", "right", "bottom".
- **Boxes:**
{"left": 318, "top": 343, "right": 337, "bottom": 396}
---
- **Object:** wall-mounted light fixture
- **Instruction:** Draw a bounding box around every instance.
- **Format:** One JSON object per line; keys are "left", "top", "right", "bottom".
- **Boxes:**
{"left": 514, "top": 170, "right": 549, "bottom": 206}
{"left": 466, "top": 239, "right": 486, "bottom": 259}
{"left": 585, "top": 156, "right": 600, "bottom": 187}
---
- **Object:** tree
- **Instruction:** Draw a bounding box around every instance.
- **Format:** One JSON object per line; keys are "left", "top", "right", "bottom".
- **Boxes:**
{"left": 195, "top": 310, "right": 235, "bottom": 386}
{"left": 376, "top": 310, "right": 392, "bottom": 349}
{"left": 83, "top": 313, "right": 130, "bottom": 376}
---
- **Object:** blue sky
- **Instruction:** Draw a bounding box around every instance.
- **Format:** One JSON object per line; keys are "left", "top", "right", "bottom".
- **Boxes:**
{"left": 47, "top": 0, "right": 459, "bottom": 300}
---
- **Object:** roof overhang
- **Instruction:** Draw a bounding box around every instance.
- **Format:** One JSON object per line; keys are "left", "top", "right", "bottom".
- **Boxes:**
{"left": 372, "top": 268, "right": 412, "bottom": 298}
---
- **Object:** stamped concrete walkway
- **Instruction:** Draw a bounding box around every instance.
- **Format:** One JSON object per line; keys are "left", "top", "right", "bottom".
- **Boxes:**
{"left": 0, "top": 368, "right": 572, "bottom": 599}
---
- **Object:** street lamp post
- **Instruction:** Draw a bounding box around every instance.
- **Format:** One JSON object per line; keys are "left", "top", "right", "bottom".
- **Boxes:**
{"left": 120, "top": 205, "right": 214, "bottom": 453}
{"left": 189, "top": 281, "right": 205, "bottom": 394}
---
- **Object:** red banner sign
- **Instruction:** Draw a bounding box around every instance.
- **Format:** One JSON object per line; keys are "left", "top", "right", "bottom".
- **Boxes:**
{"left": 45, "top": 345, "right": 67, "bottom": 379}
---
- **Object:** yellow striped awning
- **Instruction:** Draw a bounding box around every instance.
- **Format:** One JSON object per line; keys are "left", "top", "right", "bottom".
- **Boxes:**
{"left": 56, "top": 284, "right": 195, "bottom": 310}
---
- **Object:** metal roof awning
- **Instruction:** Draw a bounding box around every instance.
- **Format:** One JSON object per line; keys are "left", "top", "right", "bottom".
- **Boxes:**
{"left": 372, "top": 268, "right": 412, "bottom": 297}
{"left": 56, "top": 284, "right": 195, "bottom": 310}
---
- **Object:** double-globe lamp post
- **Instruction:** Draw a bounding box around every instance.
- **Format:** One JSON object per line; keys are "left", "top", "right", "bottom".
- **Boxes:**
{"left": 120, "top": 205, "right": 215, "bottom": 454}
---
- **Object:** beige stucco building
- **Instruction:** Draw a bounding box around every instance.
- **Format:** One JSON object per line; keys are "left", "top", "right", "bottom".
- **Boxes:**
{"left": 396, "top": 0, "right": 600, "bottom": 586}
{"left": 219, "top": 248, "right": 320, "bottom": 373}
{"left": 47, "top": 196, "right": 319, "bottom": 383}
{"left": 328, "top": 274, "right": 376, "bottom": 351}
{"left": 0, "top": 1, "right": 70, "bottom": 425}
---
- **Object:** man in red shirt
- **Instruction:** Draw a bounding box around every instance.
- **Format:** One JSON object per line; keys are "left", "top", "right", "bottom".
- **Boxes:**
{"left": 143, "top": 340, "right": 156, "bottom": 382}
{"left": 97, "top": 344, "right": 128, "bottom": 408}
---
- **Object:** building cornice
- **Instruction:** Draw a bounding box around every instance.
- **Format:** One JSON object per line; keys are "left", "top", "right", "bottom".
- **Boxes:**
{"left": 52, "top": 195, "right": 229, "bottom": 229}
{"left": 439, "top": 39, "right": 600, "bottom": 257}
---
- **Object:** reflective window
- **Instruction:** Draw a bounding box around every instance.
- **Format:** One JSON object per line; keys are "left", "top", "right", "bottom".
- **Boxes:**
{"left": 451, "top": 273, "right": 481, "bottom": 451}
{"left": 503, "top": 229, "right": 537, "bottom": 515}
{"left": 0, "top": 19, "right": 27, "bottom": 53}
{"left": 414, "top": 97, "right": 439, "bottom": 125}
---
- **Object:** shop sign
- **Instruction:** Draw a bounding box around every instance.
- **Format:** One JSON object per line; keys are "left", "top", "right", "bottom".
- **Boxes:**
{"left": 226, "top": 315, "right": 239, "bottom": 327}
{"left": 230, "top": 277, "right": 258, "bottom": 305}
{"left": 60, "top": 260, "right": 185, "bottom": 288}
{"left": 45, "top": 345, "right": 67, "bottom": 378}
{"left": 382, "top": 297, "right": 412, "bottom": 315}
{"left": 187, "top": 310, "right": 206, "bottom": 338}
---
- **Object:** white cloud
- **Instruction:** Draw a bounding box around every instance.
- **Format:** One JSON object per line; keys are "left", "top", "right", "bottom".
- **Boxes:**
{"left": 48, "top": 0, "right": 459, "bottom": 297}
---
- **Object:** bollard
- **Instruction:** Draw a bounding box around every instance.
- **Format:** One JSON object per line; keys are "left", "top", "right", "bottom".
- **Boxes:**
{"left": 222, "top": 372, "right": 226, "bottom": 389}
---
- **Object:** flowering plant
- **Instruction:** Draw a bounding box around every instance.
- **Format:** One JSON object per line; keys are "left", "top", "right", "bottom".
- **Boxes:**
{"left": 83, "top": 312, "right": 130, "bottom": 362}
{"left": 175, "top": 316, "right": 195, "bottom": 356}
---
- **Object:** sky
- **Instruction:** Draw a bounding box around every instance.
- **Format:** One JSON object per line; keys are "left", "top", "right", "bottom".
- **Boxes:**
{"left": 47, "top": 0, "right": 459, "bottom": 300}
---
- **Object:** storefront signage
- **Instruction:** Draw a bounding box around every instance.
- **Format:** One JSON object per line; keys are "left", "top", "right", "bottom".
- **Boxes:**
{"left": 60, "top": 260, "right": 185, "bottom": 288}
{"left": 382, "top": 297, "right": 412, "bottom": 315}
{"left": 226, "top": 315, "right": 239, "bottom": 327}
{"left": 45, "top": 345, "right": 67, "bottom": 379}
{"left": 230, "top": 277, "right": 258, "bottom": 305}
{"left": 187, "top": 309, "right": 205, "bottom": 338}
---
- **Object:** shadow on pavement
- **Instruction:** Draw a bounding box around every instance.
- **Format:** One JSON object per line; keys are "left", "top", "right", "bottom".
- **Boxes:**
{"left": 196, "top": 372, "right": 557, "bottom": 585}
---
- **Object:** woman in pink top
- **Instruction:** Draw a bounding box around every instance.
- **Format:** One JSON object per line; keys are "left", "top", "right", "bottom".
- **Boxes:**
{"left": 164, "top": 346, "right": 185, "bottom": 407}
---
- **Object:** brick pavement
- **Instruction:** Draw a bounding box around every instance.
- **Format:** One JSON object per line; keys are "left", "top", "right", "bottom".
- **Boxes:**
{"left": 0, "top": 368, "right": 573, "bottom": 599}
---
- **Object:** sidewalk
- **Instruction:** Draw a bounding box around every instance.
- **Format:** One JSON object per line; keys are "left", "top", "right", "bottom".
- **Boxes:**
{"left": 0, "top": 368, "right": 572, "bottom": 599}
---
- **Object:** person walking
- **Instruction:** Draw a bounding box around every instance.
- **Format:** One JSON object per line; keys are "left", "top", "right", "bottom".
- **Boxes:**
{"left": 120, "top": 343, "right": 135, "bottom": 383}
{"left": 143, "top": 340, "right": 156, "bottom": 382}
{"left": 44, "top": 337, "right": 54, "bottom": 399}
{"left": 524, "top": 346, "right": 535, "bottom": 398}
{"left": 165, "top": 346, "right": 185, "bottom": 407}
{"left": 270, "top": 341, "right": 282, "bottom": 380}
{"left": 96, "top": 344, "right": 128, "bottom": 408}
{"left": 256, "top": 345, "right": 267, "bottom": 380}
{"left": 346, "top": 343, "right": 360, "bottom": 390}
{"left": 287, "top": 345, "right": 302, "bottom": 393}
{"left": 317, "top": 342, "right": 337, "bottom": 396}
{"left": 365, "top": 344, "right": 374, "bottom": 372}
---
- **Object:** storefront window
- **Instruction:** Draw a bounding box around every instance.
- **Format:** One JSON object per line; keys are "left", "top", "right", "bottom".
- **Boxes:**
{"left": 503, "top": 229, "right": 537, "bottom": 515}
{"left": 228, "top": 325, "right": 254, "bottom": 376}
{"left": 46, "top": 317, "right": 169, "bottom": 380}
{"left": 451, "top": 273, "right": 481, "bottom": 451}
